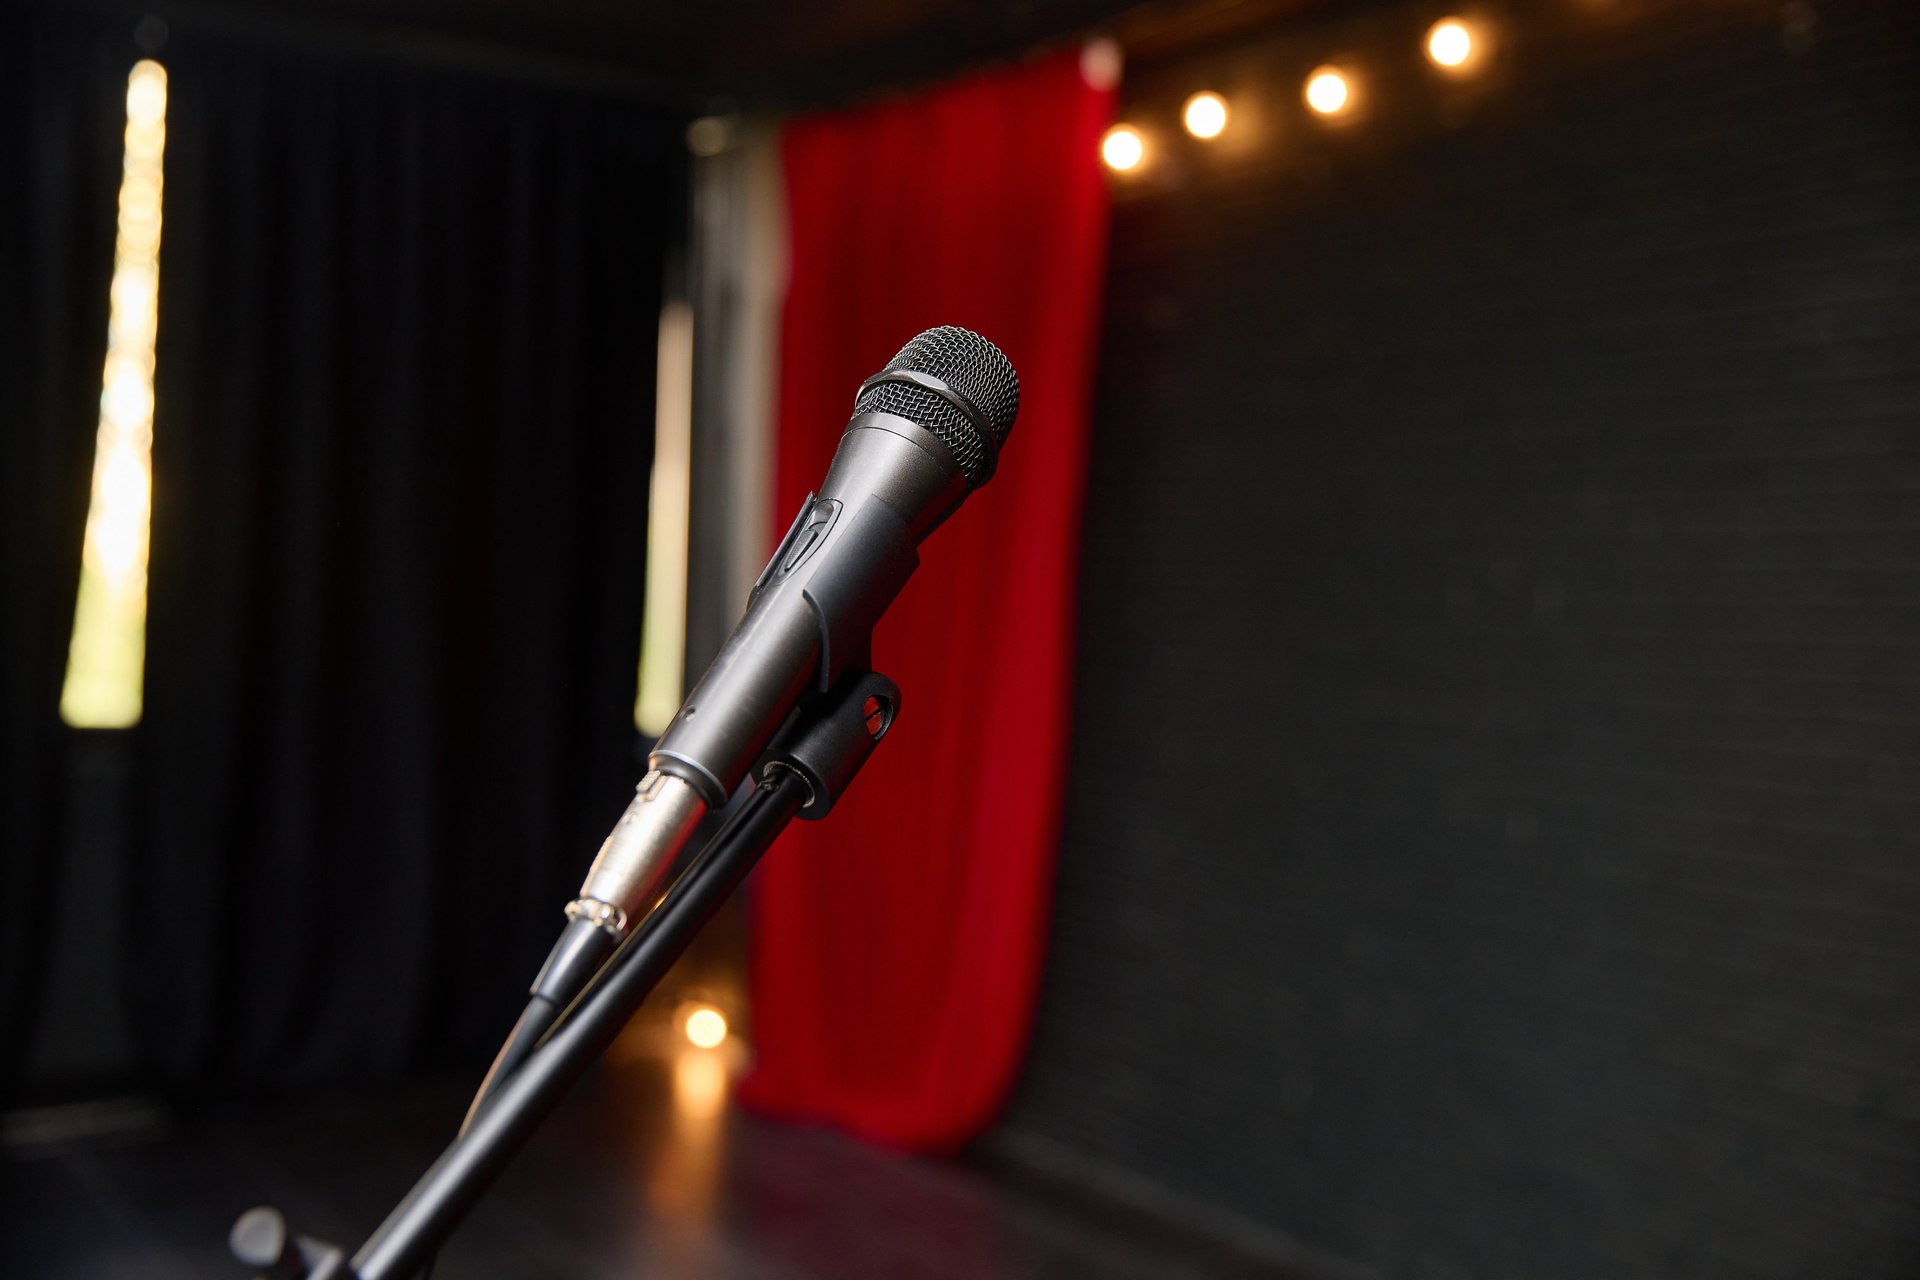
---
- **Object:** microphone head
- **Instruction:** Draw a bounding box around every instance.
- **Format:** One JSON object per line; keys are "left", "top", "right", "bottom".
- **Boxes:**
{"left": 854, "top": 326, "right": 1020, "bottom": 488}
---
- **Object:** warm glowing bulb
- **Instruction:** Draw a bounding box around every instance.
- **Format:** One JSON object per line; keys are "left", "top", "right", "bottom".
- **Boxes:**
{"left": 1427, "top": 19, "right": 1474, "bottom": 68}
{"left": 1182, "top": 92, "right": 1228, "bottom": 140}
{"left": 1101, "top": 125, "right": 1144, "bottom": 172}
{"left": 685, "top": 1006, "right": 728, "bottom": 1049}
{"left": 1305, "top": 69, "right": 1350, "bottom": 116}
{"left": 1080, "top": 38, "right": 1123, "bottom": 92}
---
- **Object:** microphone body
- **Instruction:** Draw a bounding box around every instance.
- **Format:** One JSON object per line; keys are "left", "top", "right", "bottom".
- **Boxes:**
{"left": 571, "top": 417, "right": 960, "bottom": 928}
{"left": 570, "top": 326, "right": 1019, "bottom": 936}
{"left": 651, "top": 413, "right": 965, "bottom": 804}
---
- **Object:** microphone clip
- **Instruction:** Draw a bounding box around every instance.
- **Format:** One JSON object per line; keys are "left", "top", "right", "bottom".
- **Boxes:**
{"left": 753, "top": 669, "right": 900, "bottom": 820}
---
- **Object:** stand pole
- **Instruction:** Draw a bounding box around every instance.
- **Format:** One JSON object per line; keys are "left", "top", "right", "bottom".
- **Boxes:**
{"left": 348, "top": 772, "right": 803, "bottom": 1280}
{"left": 231, "top": 670, "right": 899, "bottom": 1280}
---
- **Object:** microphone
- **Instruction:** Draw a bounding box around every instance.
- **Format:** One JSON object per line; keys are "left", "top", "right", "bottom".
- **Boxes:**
{"left": 569, "top": 325, "right": 1020, "bottom": 937}
{"left": 407, "top": 329, "right": 1017, "bottom": 1280}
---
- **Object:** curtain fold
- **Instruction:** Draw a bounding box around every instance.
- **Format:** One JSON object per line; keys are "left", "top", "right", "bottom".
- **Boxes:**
{"left": 740, "top": 48, "right": 1113, "bottom": 1151}
{"left": 117, "top": 32, "right": 680, "bottom": 1088}
{"left": 0, "top": 13, "right": 129, "bottom": 1093}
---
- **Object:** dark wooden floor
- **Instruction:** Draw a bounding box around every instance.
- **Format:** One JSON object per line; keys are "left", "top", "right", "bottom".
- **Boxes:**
{"left": 0, "top": 1051, "right": 1314, "bottom": 1280}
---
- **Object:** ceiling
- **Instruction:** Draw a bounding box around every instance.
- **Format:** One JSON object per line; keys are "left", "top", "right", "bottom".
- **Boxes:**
{"left": 61, "top": 0, "right": 1339, "bottom": 111}
{"left": 114, "top": 0, "right": 1152, "bottom": 110}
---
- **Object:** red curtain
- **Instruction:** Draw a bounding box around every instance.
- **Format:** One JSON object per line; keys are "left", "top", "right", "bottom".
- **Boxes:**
{"left": 739, "top": 49, "right": 1114, "bottom": 1152}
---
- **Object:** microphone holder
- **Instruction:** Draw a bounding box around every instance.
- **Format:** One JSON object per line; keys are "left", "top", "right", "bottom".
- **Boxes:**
{"left": 229, "top": 669, "right": 902, "bottom": 1280}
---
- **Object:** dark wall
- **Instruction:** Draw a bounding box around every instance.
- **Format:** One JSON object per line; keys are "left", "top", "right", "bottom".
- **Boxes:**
{"left": 1003, "top": 2, "right": 1920, "bottom": 1277}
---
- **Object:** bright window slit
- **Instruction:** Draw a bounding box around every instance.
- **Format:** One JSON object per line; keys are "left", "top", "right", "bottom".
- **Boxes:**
{"left": 61, "top": 58, "right": 168, "bottom": 729}
{"left": 635, "top": 298, "right": 695, "bottom": 735}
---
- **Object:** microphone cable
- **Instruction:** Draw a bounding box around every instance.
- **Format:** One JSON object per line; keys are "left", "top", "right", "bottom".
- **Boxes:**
{"left": 412, "top": 776, "right": 797, "bottom": 1278}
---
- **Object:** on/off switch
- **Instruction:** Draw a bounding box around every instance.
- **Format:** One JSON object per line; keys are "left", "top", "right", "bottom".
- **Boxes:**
{"left": 780, "top": 499, "right": 841, "bottom": 576}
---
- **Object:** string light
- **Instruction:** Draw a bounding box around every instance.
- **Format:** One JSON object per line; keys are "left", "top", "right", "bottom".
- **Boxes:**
{"left": 1182, "top": 91, "right": 1229, "bottom": 140}
{"left": 1426, "top": 19, "right": 1475, "bottom": 69}
{"left": 684, "top": 1005, "right": 729, "bottom": 1050}
{"left": 1304, "top": 67, "right": 1351, "bottom": 116}
{"left": 62, "top": 59, "right": 167, "bottom": 728}
{"left": 1080, "top": 37, "right": 1123, "bottom": 92}
{"left": 685, "top": 116, "right": 731, "bottom": 157}
{"left": 1101, "top": 124, "right": 1145, "bottom": 172}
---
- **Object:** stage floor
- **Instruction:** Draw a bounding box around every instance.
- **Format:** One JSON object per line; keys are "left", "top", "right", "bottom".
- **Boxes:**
{"left": 1, "top": 1051, "right": 1305, "bottom": 1279}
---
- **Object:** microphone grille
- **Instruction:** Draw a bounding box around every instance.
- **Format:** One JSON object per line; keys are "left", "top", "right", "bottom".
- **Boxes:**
{"left": 854, "top": 326, "right": 1020, "bottom": 488}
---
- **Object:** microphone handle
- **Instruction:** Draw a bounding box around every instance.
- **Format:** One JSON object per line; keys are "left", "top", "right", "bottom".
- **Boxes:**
{"left": 564, "top": 413, "right": 960, "bottom": 935}
{"left": 648, "top": 412, "right": 959, "bottom": 805}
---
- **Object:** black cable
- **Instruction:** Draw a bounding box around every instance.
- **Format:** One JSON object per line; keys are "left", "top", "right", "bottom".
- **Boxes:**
{"left": 353, "top": 773, "right": 805, "bottom": 1280}
{"left": 459, "top": 997, "right": 554, "bottom": 1133}
{"left": 235, "top": 674, "right": 885, "bottom": 1278}
{"left": 418, "top": 914, "right": 619, "bottom": 1277}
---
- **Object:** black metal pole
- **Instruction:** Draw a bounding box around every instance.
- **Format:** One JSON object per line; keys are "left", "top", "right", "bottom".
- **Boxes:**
{"left": 231, "top": 670, "right": 900, "bottom": 1279}
{"left": 348, "top": 773, "right": 806, "bottom": 1280}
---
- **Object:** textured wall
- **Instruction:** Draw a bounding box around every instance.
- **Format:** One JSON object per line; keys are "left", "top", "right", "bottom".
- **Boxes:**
{"left": 1001, "top": 3, "right": 1920, "bottom": 1277}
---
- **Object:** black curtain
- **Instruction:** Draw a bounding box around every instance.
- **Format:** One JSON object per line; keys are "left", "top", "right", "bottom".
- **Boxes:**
{"left": 0, "top": 14, "right": 129, "bottom": 1095}
{"left": 83, "top": 27, "right": 677, "bottom": 1090}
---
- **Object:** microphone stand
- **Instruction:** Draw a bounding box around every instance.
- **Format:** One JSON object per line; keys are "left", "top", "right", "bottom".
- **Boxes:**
{"left": 228, "top": 670, "right": 902, "bottom": 1280}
